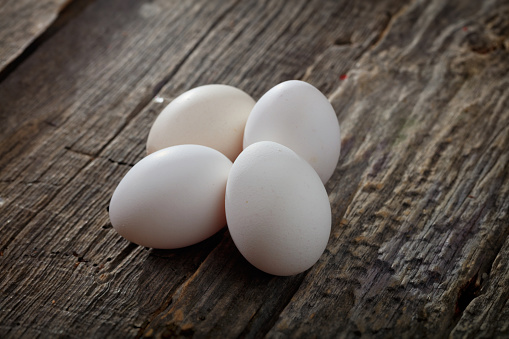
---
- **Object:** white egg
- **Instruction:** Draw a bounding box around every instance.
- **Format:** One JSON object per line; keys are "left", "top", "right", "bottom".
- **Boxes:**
{"left": 243, "top": 80, "right": 341, "bottom": 184}
{"left": 147, "top": 84, "right": 255, "bottom": 161}
{"left": 109, "top": 145, "right": 232, "bottom": 249}
{"left": 225, "top": 141, "right": 331, "bottom": 276}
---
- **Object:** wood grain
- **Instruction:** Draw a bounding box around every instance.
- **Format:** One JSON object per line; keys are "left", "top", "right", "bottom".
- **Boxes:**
{"left": 0, "top": 0, "right": 74, "bottom": 74}
{"left": 0, "top": 0, "right": 508, "bottom": 337}
{"left": 451, "top": 236, "right": 509, "bottom": 338}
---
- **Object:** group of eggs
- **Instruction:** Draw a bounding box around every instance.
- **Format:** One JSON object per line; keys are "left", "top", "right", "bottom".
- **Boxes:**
{"left": 109, "top": 80, "right": 341, "bottom": 276}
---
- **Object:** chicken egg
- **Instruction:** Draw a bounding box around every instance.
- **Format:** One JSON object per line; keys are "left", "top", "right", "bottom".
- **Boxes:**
{"left": 147, "top": 84, "right": 255, "bottom": 161}
{"left": 225, "top": 141, "right": 331, "bottom": 276}
{"left": 243, "top": 80, "right": 341, "bottom": 184}
{"left": 109, "top": 145, "right": 232, "bottom": 249}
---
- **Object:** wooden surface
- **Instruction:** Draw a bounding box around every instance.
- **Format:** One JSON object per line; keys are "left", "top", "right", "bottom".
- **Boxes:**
{"left": 0, "top": 0, "right": 73, "bottom": 75}
{"left": 0, "top": 0, "right": 508, "bottom": 337}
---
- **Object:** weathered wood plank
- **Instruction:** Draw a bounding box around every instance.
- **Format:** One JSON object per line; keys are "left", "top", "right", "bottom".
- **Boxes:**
{"left": 451, "top": 235, "right": 509, "bottom": 338}
{"left": 0, "top": 0, "right": 508, "bottom": 337}
{"left": 268, "top": 0, "right": 509, "bottom": 337}
{"left": 0, "top": 0, "right": 246, "bottom": 336}
{"left": 0, "top": 0, "right": 74, "bottom": 74}
{"left": 3, "top": 2, "right": 408, "bottom": 334}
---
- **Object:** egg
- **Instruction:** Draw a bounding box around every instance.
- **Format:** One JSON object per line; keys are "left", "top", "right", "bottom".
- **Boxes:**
{"left": 147, "top": 84, "right": 255, "bottom": 161}
{"left": 225, "top": 141, "right": 331, "bottom": 276}
{"left": 243, "top": 80, "right": 341, "bottom": 184}
{"left": 109, "top": 145, "right": 232, "bottom": 249}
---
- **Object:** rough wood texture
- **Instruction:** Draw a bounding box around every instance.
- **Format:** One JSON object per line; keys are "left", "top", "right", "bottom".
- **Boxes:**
{"left": 0, "top": 0, "right": 508, "bottom": 337}
{"left": 0, "top": 0, "right": 73, "bottom": 74}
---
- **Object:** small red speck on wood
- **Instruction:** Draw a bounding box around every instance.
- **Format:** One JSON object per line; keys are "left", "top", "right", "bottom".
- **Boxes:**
{"left": 462, "top": 26, "right": 468, "bottom": 32}
{"left": 340, "top": 74, "right": 348, "bottom": 80}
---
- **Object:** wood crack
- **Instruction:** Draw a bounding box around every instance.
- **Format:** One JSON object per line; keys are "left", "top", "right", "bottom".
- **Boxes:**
{"left": 449, "top": 233, "right": 509, "bottom": 337}
{"left": 0, "top": 0, "right": 96, "bottom": 84}
{"left": 134, "top": 231, "right": 228, "bottom": 337}
{"left": 133, "top": 275, "right": 187, "bottom": 338}
{"left": 136, "top": 250, "right": 218, "bottom": 335}
{"left": 239, "top": 273, "right": 307, "bottom": 338}
{"left": 0, "top": 154, "right": 95, "bottom": 255}
{"left": 104, "top": 158, "right": 135, "bottom": 167}
{"left": 63, "top": 146, "right": 95, "bottom": 158}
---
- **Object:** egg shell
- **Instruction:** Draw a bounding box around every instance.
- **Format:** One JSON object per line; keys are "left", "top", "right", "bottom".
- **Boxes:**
{"left": 225, "top": 141, "right": 331, "bottom": 276}
{"left": 243, "top": 80, "right": 341, "bottom": 184}
{"left": 147, "top": 84, "right": 255, "bottom": 161}
{"left": 109, "top": 145, "right": 232, "bottom": 249}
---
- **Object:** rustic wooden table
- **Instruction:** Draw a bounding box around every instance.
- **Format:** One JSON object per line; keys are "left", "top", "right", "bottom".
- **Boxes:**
{"left": 1, "top": 0, "right": 508, "bottom": 337}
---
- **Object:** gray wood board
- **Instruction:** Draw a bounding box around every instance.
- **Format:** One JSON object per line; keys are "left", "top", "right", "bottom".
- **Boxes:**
{"left": 0, "top": 0, "right": 508, "bottom": 337}
{"left": 0, "top": 0, "right": 73, "bottom": 73}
